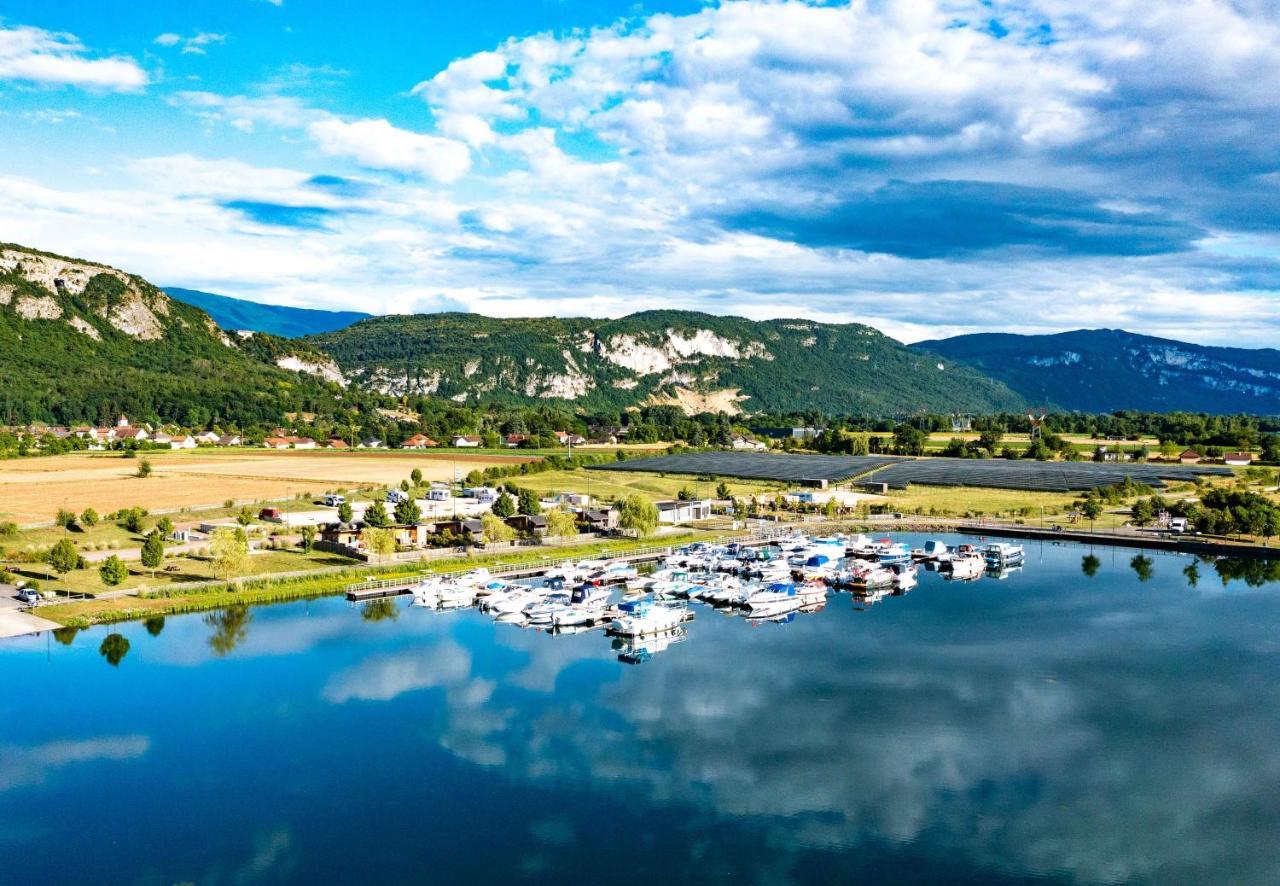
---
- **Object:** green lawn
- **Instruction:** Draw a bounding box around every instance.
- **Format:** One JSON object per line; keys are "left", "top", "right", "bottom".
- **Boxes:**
{"left": 511, "top": 468, "right": 782, "bottom": 503}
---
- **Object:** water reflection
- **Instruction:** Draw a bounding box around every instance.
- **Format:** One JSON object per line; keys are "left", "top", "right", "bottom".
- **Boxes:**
{"left": 1130, "top": 554, "right": 1154, "bottom": 582}
{"left": 1081, "top": 554, "right": 1100, "bottom": 577}
{"left": 204, "top": 605, "right": 251, "bottom": 656}
{"left": 97, "top": 633, "right": 129, "bottom": 666}
{"left": 144, "top": 616, "right": 165, "bottom": 637}
{"left": 360, "top": 598, "right": 399, "bottom": 622}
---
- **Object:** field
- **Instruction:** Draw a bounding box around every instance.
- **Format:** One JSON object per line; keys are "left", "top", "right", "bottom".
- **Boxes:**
{"left": 0, "top": 450, "right": 534, "bottom": 525}
{"left": 513, "top": 468, "right": 783, "bottom": 503}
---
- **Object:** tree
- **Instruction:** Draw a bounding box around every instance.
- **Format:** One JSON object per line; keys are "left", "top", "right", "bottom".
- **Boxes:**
{"left": 361, "top": 526, "right": 396, "bottom": 555}
{"left": 1080, "top": 495, "right": 1104, "bottom": 528}
{"left": 492, "top": 490, "right": 516, "bottom": 518}
{"left": 544, "top": 508, "right": 579, "bottom": 538}
{"left": 210, "top": 527, "right": 250, "bottom": 580}
{"left": 99, "top": 555, "right": 129, "bottom": 587}
{"left": 98, "top": 633, "right": 131, "bottom": 667}
{"left": 824, "top": 498, "right": 838, "bottom": 520}
{"left": 715, "top": 481, "right": 731, "bottom": 499}
{"left": 136, "top": 458, "right": 152, "bottom": 478}
{"left": 81, "top": 507, "right": 99, "bottom": 528}
{"left": 1131, "top": 498, "right": 1156, "bottom": 526}
{"left": 677, "top": 485, "right": 695, "bottom": 501}
{"left": 410, "top": 468, "right": 423, "bottom": 486}
{"left": 518, "top": 488, "right": 541, "bottom": 516}
{"left": 155, "top": 516, "right": 174, "bottom": 536}
{"left": 123, "top": 507, "right": 147, "bottom": 534}
{"left": 1081, "top": 554, "right": 1100, "bottom": 578}
{"left": 394, "top": 497, "right": 421, "bottom": 525}
{"left": 364, "top": 499, "right": 390, "bottom": 527}
{"left": 481, "top": 512, "right": 516, "bottom": 543}
{"left": 300, "top": 525, "right": 316, "bottom": 553}
{"left": 55, "top": 508, "right": 77, "bottom": 531}
{"left": 48, "top": 538, "right": 79, "bottom": 579}
{"left": 892, "top": 423, "right": 927, "bottom": 456}
{"left": 619, "top": 494, "right": 659, "bottom": 537}
{"left": 399, "top": 479, "right": 410, "bottom": 492}
{"left": 337, "top": 501, "right": 354, "bottom": 523}
{"left": 141, "top": 531, "right": 165, "bottom": 577}
{"left": 236, "top": 506, "right": 255, "bottom": 527}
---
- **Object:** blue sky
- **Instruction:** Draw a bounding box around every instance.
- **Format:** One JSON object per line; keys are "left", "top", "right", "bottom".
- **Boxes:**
{"left": 1, "top": 0, "right": 1278, "bottom": 346}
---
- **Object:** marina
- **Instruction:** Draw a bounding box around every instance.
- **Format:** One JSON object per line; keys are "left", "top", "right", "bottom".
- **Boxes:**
{"left": 5, "top": 531, "right": 1280, "bottom": 883}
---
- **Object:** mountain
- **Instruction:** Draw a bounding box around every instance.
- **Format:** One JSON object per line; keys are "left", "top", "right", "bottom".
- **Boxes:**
{"left": 303, "top": 310, "right": 1026, "bottom": 414}
{"left": 164, "top": 287, "right": 370, "bottom": 338}
{"left": 0, "top": 243, "right": 348, "bottom": 426}
{"left": 913, "top": 329, "right": 1280, "bottom": 414}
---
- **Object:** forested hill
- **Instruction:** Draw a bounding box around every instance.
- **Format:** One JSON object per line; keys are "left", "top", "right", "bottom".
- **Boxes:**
{"left": 914, "top": 329, "right": 1280, "bottom": 415}
{"left": 303, "top": 310, "right": 1027, "bottom": 414}
{"left": 165, "top": 287, "right": 371, "bottom": 338}
{"left": 0, "top": 243, "right": 350, "bottom": 426}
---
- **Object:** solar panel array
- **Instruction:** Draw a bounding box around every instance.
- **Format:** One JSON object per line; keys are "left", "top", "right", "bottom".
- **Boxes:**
{"left": 595, "top": 452, "right": 900, "bottom": 483}
{"left": 863, "top": 459, "right": 1233, "bottom": 492}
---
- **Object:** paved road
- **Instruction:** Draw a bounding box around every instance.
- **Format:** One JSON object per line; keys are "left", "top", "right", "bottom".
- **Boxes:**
{"left": 0, "top": 589, "right": 61, "bottom": 639}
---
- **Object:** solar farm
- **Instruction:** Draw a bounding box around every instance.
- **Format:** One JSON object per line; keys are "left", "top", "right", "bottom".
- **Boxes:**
{"left": 862, "top": 459, "right": 1233, "bottom": 492}
{"left": 595, "top": 452, "right": 901, "bottom": 484}
{"left": 597, "top": 451, "right": 1234, "bottom": 493}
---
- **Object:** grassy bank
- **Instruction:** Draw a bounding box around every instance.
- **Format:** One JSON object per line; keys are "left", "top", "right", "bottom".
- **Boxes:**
{"left": 34, "top": 530, "right": 714, "bottom": 628}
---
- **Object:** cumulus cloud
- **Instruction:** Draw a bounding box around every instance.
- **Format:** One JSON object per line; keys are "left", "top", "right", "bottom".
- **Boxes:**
{"left": 307, "top": 117, "right": 471, "bottom": 183}
{"left": 0, "top": 24, "right": 147, "bottom": 91}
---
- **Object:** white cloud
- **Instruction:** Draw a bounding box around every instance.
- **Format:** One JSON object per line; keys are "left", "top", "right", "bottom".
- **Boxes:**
{"left": 0, "top": 24, "right": 147, "bottom": 91}
{"left": 153, "top": 31, "right": 227, "bottom": 55}
{"left": 307, "top": 116, "right": 472, "bottom": 182}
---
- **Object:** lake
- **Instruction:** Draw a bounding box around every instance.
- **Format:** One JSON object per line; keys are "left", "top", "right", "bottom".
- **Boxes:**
{"left": 3, "top": 533, "right": 1280, "bottom": 885}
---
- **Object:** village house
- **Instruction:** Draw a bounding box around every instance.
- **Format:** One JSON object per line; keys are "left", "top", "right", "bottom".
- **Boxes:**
{"left": 730, "top": 434, "right": 767, "bottom": 451}
{"left": 216, "top": 434, "right": 243, "bottom": 447}
{"left": 264, "top": 436, "right": 316, "bottom": 450}
{"left": 553, "top": 430, "right": 587, "bottom": 446}
{"left": 656, "top": 499, "right": 713, "bottom": 524}
{"left": 114, "top": 427, "right": 149, "bottom": 443}
{"left": 319, "top": 522, "right": 364, "bottom": 548}
{"left": 326, "top": 438, "right": 349, "bottom": 449}
{"left": 577, "top": 508, "right": 619, "bottom": 533}
{"left": 452, "top": 434, "right": 482, "bottom": 448}
{"left": 1224, "top": 451, "right": 1254, "bottom": 466}
{"left": 193, "top": 430, "right": 220, "bottom": 445}
{"left": 504, "top": 433, "right": 528, "bottom": 447}
{"left": 504, "top": 514, "right": 548, "bottom": 536}
{"left": 402, "top": 434, "right": 437, "bottom": 450}
{"left": 1179, "top": 449, "right": 1203, "bottom": 464}
{"left": 168, "top": 435, "right": 197, "bottom": 450}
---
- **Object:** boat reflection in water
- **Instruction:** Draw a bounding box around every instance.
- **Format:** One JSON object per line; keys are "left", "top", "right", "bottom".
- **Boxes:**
{"left": 613, "top": 627, "right": 689, "bottom": 663}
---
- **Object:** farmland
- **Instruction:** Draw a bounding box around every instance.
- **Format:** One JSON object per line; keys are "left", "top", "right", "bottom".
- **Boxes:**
{"left": 0, "top": 449, "right": 535, "bottom": 525}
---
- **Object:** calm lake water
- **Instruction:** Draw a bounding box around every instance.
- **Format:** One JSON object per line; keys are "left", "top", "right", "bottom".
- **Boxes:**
{"left": 3, "top": 533, "right": 1280, "bottom": 885}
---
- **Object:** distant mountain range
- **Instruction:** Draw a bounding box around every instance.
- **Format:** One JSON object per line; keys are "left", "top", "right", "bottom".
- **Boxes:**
{"left": 302, "top": 310, "right": 1025, "bottom": 415}
{"left": 164, "top": 287, "right": 371, "bottom": 338}
{"left": 914, "top": 329, "right": 1280, "bottom": 415}
{"left": 6, "top": 242, "right": 1279, "bottom": 420}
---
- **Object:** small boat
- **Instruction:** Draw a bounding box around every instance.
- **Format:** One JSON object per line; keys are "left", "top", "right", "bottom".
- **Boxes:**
{"left": 410, "top": 577, "right": 445, "bottom": 607}
{"left": 947, "top": 552, "right": 986, "bottom": 581}
{"left": 609, "top": 599, "right": 689, "bottom": 636}
{"left": 983, "top": 543, "right": 1025, "bottom": 568}
{"left": 524, "top": 592, "right": 573, "bottom": 624}
{"left": 743, "top": 582, "right": 803, "bottom": 619}
{"left": 917, "top": 539, "right": 951, "bottom": 561}
{"left": 877, "top": 542, "right": 912, "bottom": 566}
{"left": 888, "top": 562, "right": 918, "bottom": 590}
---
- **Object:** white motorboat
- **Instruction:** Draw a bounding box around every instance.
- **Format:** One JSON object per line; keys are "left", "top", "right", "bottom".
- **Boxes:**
{"left": 983, "top": 543, "right": 1025, "bottom": 568}
{"left": 743, "top": 582, "right": 804, "bottom": 619}
{"left": 888, "top": 562, "right": 918, "bottom": 590}
{"left": 948, "top": 552, "right": 986, "bottom": 581}
{"left": 610, "top": 600, "right": 688, "bottom": 636}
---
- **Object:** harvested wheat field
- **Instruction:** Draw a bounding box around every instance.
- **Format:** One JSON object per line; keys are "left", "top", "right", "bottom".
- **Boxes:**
{"left": 0, "top": 450, "right": 535, "bottom": 525}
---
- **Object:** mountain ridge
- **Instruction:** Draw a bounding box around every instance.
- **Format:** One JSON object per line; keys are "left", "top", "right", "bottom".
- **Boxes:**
{"left": 914, "top": 329, "right": 1280, "bottom": 414}
{"left": 164, "top": 286, "right": 372, "bottom": 338}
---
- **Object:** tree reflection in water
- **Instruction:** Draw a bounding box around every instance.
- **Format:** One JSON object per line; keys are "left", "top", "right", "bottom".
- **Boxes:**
{"left": 361, "top": 599, "right": 399, "bottom": 622}
{"left": 1081, "top": 554, "right": 1100, "bottom": 578}
{"left": 144, "top": 616, "right": 165, "bottom": 637}
{"left": 52, "top": 626, "right": 80, "bottom": 646}
{"left": 98, "top": 633, "right": 130, "bottom": 667}
{"left": 204, "top": 605, "right": 252, "bottom": 656}
{"left": 1130, "top": 554, "right": 1154, "bottom": 582}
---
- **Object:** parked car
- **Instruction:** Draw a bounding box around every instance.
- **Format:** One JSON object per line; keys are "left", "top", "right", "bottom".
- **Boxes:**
{"left": 17, "top": 588, "right": 40, "bottom": 605}
{"left": 323, "top": 494, "right": 345, "bottom": 507}
{"left": 259, "top": 507, "right": 284, "bottom": 522}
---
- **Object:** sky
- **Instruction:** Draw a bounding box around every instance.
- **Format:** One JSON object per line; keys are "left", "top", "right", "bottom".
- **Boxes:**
{"left": 1, "top": 0, "right": 1278, "bottom": 346}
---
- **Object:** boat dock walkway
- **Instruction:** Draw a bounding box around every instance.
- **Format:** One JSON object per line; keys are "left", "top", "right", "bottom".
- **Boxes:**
{"left": 958, "top": 523, "right": 1280, "bottom": 560}
{"left": 345, "top": 532, "right": 789, "bottom": 601}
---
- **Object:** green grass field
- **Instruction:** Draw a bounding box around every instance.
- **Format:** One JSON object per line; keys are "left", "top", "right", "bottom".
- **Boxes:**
{"left": 512, "top": 468, "right": 783, "bottom": 503}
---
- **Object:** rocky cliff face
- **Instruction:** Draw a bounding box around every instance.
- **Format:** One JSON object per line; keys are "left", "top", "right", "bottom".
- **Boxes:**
{"left": 304, "top": 310, "right": 1026, "bottom": 414}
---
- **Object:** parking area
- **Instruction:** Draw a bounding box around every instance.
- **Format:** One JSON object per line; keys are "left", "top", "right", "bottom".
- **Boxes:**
{"left": 0, "top": 586, "right": 62, "bottom": 638}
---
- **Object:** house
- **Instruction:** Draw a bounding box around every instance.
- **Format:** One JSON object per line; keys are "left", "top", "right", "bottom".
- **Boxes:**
{"left": 430, "top": 518, "right": 484, "bottom": 541}
{"left": 656, "top": 499, "right": 713, "bottom": 524}
{"left": 402, "top": 434, "right": 437, "bottom": 450}
{"left": 1224, "top": 451, "right": 1254, "bottom": 466}
{"left": 151, "top": 432, "right": 174, "bottom": 446}
{"left": 216, "top": 434, "right": 243, "bottom": 447}
{"left": 504, "top": 434, "right": 529, "bottom": 447}
{"left": 359, "top": 437, "right": 384, "bottom": 449}
{"left": 168, "top": 435, "right": 197, "bottom": 450}
{"left": 557, "top": 492, "right": 591, "bottom": 508}
{"left": 791, "top": 427, "right": 823, "bottom": 441}
{"left": 427, "top": 483, "right": 452, "bottom": 502}
{"left": 1179, "top": 449, "right": 1203, "bottom": 464}
{"left": 193, "top": 431, "right": 220, "bottom": 445}
{"left": 578, "top": 508, "right": 619, "bottom": 532}
{"left": 114, "top": 427, "right": 148, "bottom": 443}
{"left": 553, "top": 430, "right": 586, "bottom": 446}
{"left": 452, "top": 435, "right": 482, "bottom": 448}
{"left": 326, "top": 438, "right": 349, "bottom": 450}
{"left": 319, "top": 522, "right": 364, "bottom": 547}
{"left": 730, "top": 434, "right": 767, "bottom": 451}
{"left": 504, "top": 514, "right": 549, "bottom": 535}
{"left": 264, "top": 436, "right": 316, "bottom": 450}
{"left": 393, "top": 523, "right": 433, "bottom": 549}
